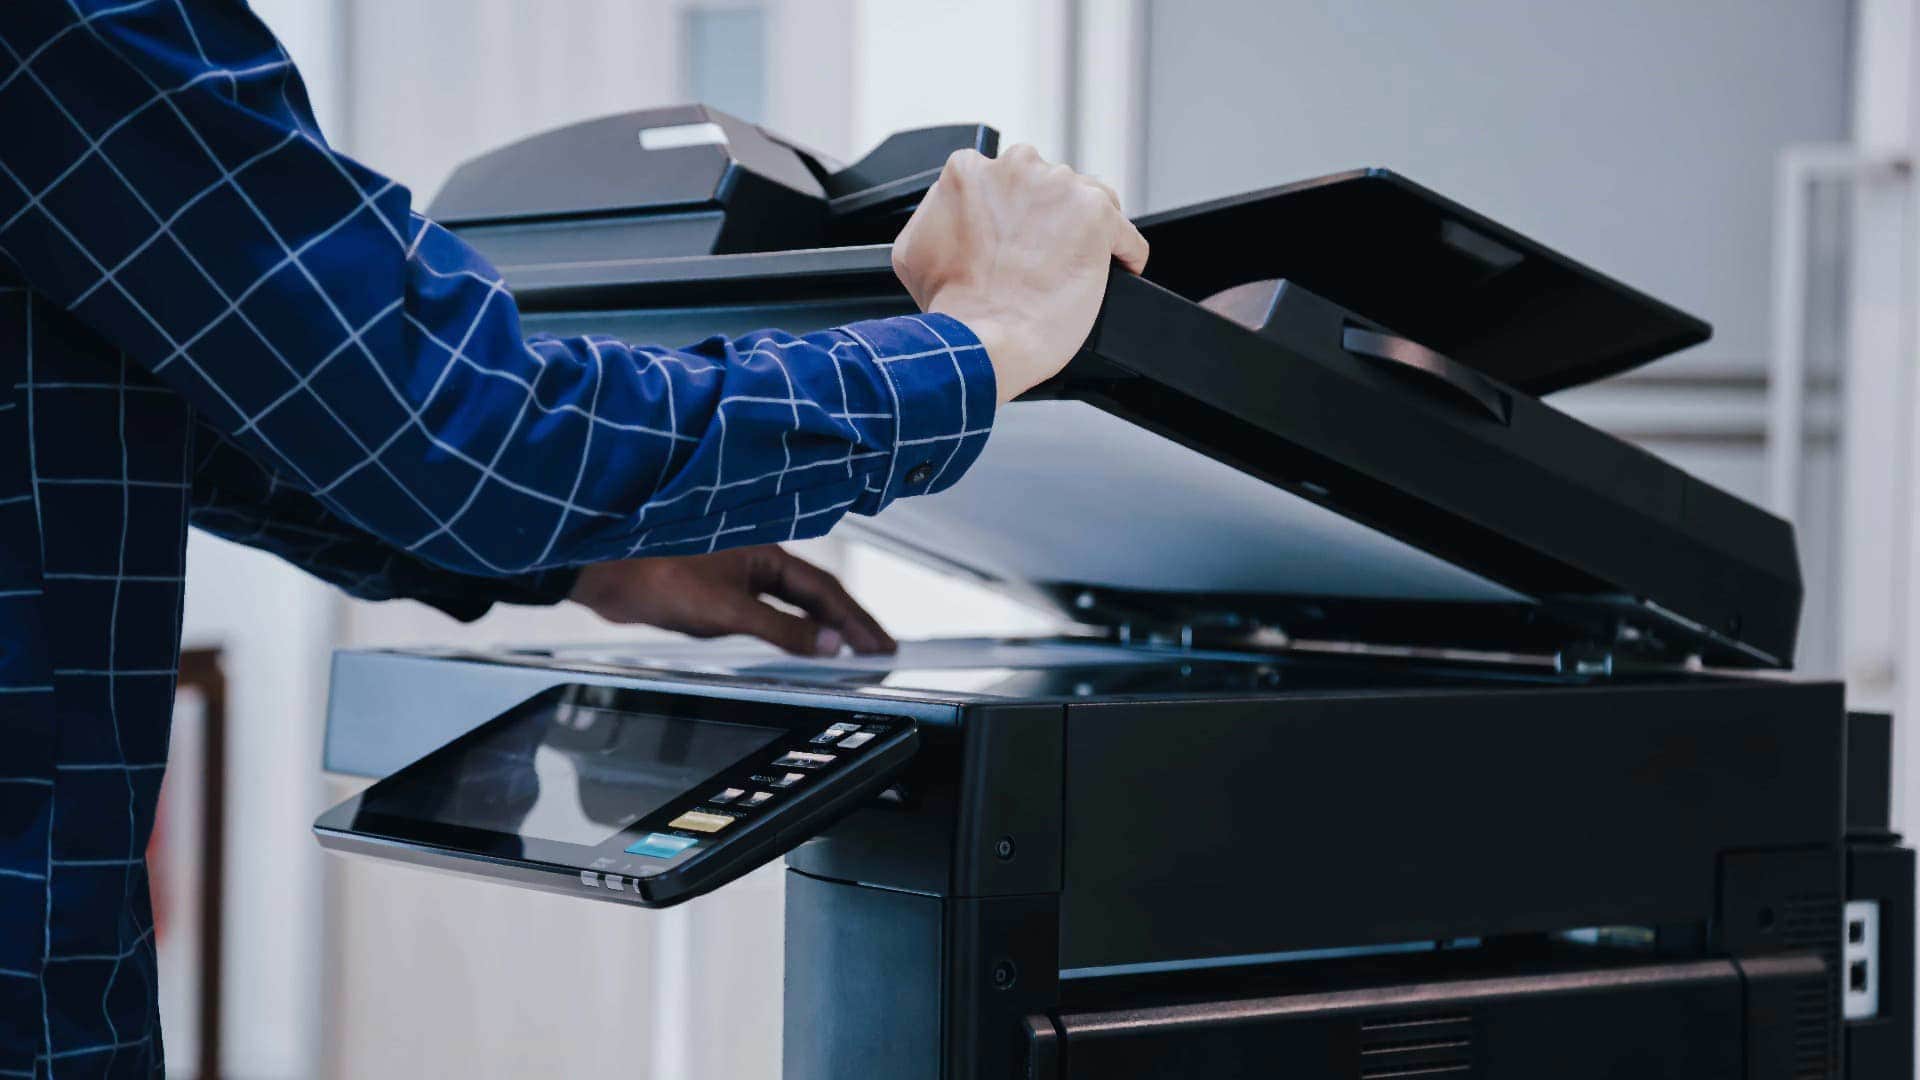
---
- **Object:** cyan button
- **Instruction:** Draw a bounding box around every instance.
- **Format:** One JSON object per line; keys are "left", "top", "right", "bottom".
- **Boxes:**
{"left": 625, "top": 832, "right": 699, "bottom": 860}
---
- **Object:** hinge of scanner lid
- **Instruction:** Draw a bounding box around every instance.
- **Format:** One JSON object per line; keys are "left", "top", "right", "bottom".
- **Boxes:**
{"left": 1551, "top": 627, "right": 1707, "bottom": 677}
{"left": 1554, "top": 645, "right": 1617, "bottom": 677}
{"left": 1111, "top": 618, "right": 1290, "bottom": 652}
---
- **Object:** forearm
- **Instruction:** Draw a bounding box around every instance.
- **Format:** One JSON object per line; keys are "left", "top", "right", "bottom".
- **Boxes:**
{"left": 189, "top": 422, "right": 576, "bottom": 620}
{"left": 0, "top": 1, "right": 995, "bottom": 579}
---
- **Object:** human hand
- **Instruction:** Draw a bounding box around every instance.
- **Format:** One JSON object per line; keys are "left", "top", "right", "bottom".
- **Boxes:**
{"left": 568, "top": 546, "right": 894, "bottom": 657}
{"left": 891, "top": 144, "right": 1148, "bottom": 405}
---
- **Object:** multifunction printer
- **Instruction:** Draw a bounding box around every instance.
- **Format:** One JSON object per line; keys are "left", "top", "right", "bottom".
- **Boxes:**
{"left": 316, "top": 106, "right": 1915, "bottom": 1079}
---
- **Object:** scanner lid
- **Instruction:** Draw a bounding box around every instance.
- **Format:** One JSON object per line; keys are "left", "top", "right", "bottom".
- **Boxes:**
{"left": 1136, "top": 168, "right": 1712, "bottom": 396}
{"left": 853, "top": 170, "right": 1801, "bottom": 668}
{"left": 446, "top": 114, "right": 1800, "bottom": 670}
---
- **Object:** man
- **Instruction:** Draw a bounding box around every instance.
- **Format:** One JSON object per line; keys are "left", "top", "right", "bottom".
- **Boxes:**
{"left": 0, "top": 1, "right": 1146, "bottom": 1073}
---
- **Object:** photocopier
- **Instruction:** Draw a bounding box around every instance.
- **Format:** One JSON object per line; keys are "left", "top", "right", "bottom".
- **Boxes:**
{"left": 314, "top": 106, "right": 1916, "bottom": 1079}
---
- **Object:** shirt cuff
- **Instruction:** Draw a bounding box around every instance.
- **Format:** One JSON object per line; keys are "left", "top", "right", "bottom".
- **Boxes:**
{"left": 840, "top": 312, "right": 997, "bottom": 515}
{"left": 415, "top": 565, "right": 581, "bottom": 623}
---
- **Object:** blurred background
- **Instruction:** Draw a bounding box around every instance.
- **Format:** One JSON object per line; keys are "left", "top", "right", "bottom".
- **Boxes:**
{"left": 160, "top": 0, "right": 1917, "bottom": 1075}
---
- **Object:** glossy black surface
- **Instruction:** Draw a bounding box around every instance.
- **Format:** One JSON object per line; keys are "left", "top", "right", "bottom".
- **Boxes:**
{"left": 356, "top": 699, "right": 781, "bottom": 848}
{"left": 1133, "top": 169, "right": 1711, "bottom": 395}
{"left": 316, "top": 682, "right": 919, "bottom": 906}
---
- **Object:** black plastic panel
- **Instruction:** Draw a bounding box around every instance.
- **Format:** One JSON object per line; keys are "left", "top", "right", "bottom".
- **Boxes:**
{"left": 431, "top": 105, "right": 821, "bottom": 227}
{"left": 784, "top": 870, "right": 943, "bottom": 1080}
{"left": 1058, "top": 680, "right": 1844, "bottom": 970}
{"left": 1848, "top": 712, "right": 1895, "bottom": 838}
{"left": 1054, "top": 272, "right": 1801, "bottom": 667}
{"left": 1135, "top": 168, "right": 1712, "bottom": 394}
{"left": 1847, "top": 843, "right": 1916, "bottom": 1080}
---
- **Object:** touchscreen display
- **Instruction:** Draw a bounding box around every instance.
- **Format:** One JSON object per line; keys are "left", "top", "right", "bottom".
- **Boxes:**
{"left": 359, "top": 702, "right": 783, "bottom": 848}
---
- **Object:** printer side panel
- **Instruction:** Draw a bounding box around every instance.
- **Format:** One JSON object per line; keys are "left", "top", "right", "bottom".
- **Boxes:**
{"left": 1840, "top": 711, "right": 1916, "bottom": 1080}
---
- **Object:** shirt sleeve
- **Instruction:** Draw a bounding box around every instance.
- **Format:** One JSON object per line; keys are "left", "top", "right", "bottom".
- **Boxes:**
{"left": 0, "top": 2, "right": 996, "bottom": 578}
{"left": 188, "top": 418, "right": 577, "bottom": 621}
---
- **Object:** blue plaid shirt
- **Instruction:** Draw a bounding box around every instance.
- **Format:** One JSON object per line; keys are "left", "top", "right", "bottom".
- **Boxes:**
{"left": 0, "top": 1, "right": 996, "bottom": 1073}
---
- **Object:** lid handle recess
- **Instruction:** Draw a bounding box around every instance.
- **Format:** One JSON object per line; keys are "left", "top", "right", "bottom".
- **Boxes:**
{"left": 1340, "top": 325, "right": 1512, "bottom": 425}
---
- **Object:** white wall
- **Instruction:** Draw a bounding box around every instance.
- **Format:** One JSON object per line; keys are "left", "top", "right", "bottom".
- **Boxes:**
{"left": 852, "top": 0, "right": 1071, "bottom": 159}
{"left": 1139, "top": 0, "right": 1852, "bottom": 368}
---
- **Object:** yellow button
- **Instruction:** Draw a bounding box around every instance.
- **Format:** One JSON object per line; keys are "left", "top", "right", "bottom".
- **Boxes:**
{"left": 668, "top": 810, "right": 735, "bottom": 834}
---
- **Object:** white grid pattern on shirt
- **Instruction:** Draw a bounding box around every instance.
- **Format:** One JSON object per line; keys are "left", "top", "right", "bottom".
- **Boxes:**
{"left": 0, "top": 0, "right": 994, "bottom": 1070}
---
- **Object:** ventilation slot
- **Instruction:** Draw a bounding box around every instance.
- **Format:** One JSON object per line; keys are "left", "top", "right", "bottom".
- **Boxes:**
{"left": 1781, "top": 894, "right": 1840, "bottom": 1079}
{"left": 1791, "top": 980, "right": 1832, "bottom": 1079}
{"left": 1357, "top": 1013, "right": 1476, "bottom": 1078}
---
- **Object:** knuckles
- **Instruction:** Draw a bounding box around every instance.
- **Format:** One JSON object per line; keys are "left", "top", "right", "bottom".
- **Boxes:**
{"left": 943, "top": 147, "right": 985, "bottom": 181}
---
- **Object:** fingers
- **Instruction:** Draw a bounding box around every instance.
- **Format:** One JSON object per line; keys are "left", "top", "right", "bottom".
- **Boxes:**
{"left": 999, "top": 145, "right": 1145, "bottom": 273}
{"left": 724, "top": 595, "right": 840, "bottom": 657}
{"left": 1084, "top": 176, "right": 1124, "bottom": 213}
{"left": 943, "top": 147, "right": 988, "bottom": 185}
{"left": 1002, "top": 142, "right": 1042, "bottom": 165}
{"left": 1111, "top": 216, "right": 1150, "bottom": 274}
{"left": 1077, "top": 178, "right": 1149, "bottom": 274}
{"left": 764, "top": 549, "right": 897, "bottom": 655}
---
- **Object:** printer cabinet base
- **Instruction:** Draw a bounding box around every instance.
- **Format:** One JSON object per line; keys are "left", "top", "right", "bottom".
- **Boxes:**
{"left": 782, "top": 869, "right": 1059, "bottom": 1080}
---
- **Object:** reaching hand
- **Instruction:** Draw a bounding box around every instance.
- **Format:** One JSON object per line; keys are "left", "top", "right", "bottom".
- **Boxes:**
{"left": 891, "top": 144, "right": 1148, "bottom": 405}
{"left": 568, "top": 546, "right": 895, "bottom": 657}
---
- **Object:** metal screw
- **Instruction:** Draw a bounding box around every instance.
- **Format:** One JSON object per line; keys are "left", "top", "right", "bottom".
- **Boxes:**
{"left": 992, "top": 959, "right": 1018, "bottom": 990}
{"left": 994, "top": 836, "right": 1015, "bottom": 861}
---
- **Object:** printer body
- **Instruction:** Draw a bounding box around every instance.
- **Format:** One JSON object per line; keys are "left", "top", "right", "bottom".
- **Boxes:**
{"left": 316, "top": 107, "right": 1916, "bottom": 1078}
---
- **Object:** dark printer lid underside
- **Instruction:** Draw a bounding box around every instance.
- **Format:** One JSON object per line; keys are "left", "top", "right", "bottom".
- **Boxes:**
{"left": 434, "top": 108, "right": 1802, "bottom": 670}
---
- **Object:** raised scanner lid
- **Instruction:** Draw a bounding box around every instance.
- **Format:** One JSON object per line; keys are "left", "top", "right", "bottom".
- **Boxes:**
{"left": 855, "top": 400, "right": 1524, "bottom": 605}
{"left": 846, "top": 254, "right": 1797, "bottom": 667}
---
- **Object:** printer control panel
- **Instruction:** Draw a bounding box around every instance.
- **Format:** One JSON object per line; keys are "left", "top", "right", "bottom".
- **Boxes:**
{"left": 597, "top": 714, "right": 911, "bottom": 892}
{"left": 314, "top": 683, "right": 920, "bottom": 909}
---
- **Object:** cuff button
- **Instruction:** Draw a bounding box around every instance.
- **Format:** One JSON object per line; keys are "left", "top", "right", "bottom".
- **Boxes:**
{"left": 905, "top": 462, "right": 934, "bottom": 487}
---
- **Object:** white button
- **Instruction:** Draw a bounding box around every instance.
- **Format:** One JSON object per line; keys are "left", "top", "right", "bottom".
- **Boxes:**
{"left": 746, "top": 791, "right": 774, "bottom": 807}
{"left": 580, "top": 871, "right": 601, "bottom": 887}
{"left": 837, "top": 731, "right": 875, "bottom": 749}
{"left": 604, "top": 875, "right": 625, "bottom": 892}
{"left": 710, "top": 787, "right": 745, "bottom": 805}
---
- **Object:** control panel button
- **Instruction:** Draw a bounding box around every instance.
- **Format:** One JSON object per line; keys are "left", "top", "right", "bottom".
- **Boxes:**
{"left": 709, "top": 787, "right": 745, "bottom": 806}
{"left": 626, "top": 833, "right": 699, "bottom": 859}
{"left": 811, "top": 722, "right": 860, "bottom": 745}
{"left": 746, "top": 791, "right": 774, "bottom": 807}
{"left": 580, "top": 870, "right": 601, "bottom": 886}
{"left": 773, "top": 750, "right": 836, "bottom": 770}
{"left": 668, "top": 809, "right": 736, "bottom": 834}
{"left": 751, "top": 771, "right": 807, "bottom": 789}
{"left": 836, "top": 731, "right": 875, "bottom": 750}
